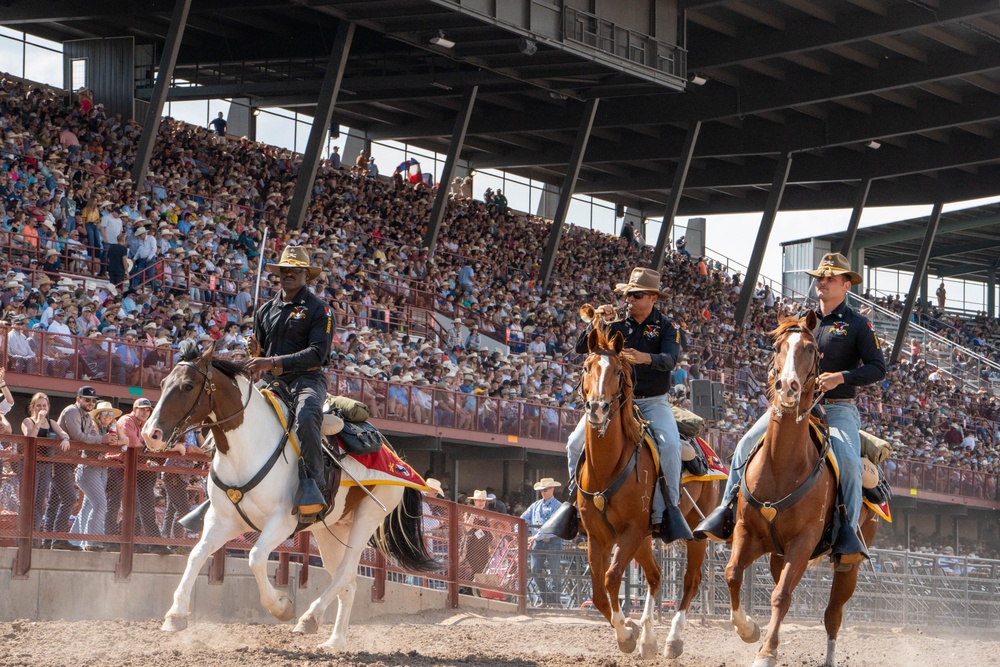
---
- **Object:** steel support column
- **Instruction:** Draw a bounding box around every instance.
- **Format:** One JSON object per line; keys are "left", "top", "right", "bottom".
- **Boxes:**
{"left": 423, "top": 86, "right": 478, "bottom": 257}
{"left": 130, "top": 0, "right": 192, "bottom": 188}
{"left": 734, "top": 152, "right": 792, "bottom": 328}
{"left": 840, "top": 178, "right": 871, "bottom": 256}
{"left": 891, "top": 201, "right": 943, "bottom": 365}
{"left": 539, "top": 98, "right": 600, "bottom": 293}
{"left": 286, "top": 21, "right": 355, "bottom": 231}
{"left": 652, "top": 121, "right": 701, "bottom": 272}
{"left": 988, "top": 261, "right": 997, "bottom": 319}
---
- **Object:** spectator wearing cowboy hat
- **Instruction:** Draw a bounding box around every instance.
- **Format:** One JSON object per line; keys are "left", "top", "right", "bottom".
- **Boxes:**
{"left": 695, "top": 253, "right": 885, "bottom": 569}
{"left": 520, "top": 477, "right": 564, "bottom": 605}
{"left": 71, "top": 400, "right": 122, "bottom": 550}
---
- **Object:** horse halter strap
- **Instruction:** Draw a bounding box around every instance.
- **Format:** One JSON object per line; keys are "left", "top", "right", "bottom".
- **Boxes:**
{"left": 580, "top": 350, "right": 629, "bottom": 439}
{"left": 165, "top": 361, "right": 252, "bottom": 449}
{"left": 771, "top": 326, "right": 823, "bottom": 424}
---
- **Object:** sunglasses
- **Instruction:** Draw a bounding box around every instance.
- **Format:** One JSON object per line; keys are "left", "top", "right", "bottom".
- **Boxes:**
{"left": 625, "top": 292, "right": 653, "bottom": 300}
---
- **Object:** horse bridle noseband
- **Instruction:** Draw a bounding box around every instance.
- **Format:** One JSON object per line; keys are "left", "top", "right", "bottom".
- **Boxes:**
{"left": 579, "top": 350, "right": 631, "bottom": 438}
{"left": 771, "top": 326, "right": 825, "bottom": 424}
{"left": 163, "top": 361, "right": 253, "bottom": 449}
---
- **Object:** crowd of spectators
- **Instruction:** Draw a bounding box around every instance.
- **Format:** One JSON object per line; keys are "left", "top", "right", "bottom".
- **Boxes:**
{"left": 1, "top": 73, "right": 999, "bottom": 494}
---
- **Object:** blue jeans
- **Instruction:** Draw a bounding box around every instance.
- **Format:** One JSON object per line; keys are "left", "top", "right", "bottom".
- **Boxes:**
{"left": 567, "top": 393, "right": 681, "bottom": 523}
{"left": 530, "top": 537, "right": 563, "bottom": 605}
{"left": 723, "top": 402, "right": 863, "bottom": 529}
{"left": 71, "top": 464, "right": 107, "bottom": 547}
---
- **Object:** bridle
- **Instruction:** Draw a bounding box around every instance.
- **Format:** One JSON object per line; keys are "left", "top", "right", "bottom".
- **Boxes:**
{"left": 163, "top": 360, "right": 253, "bottom": 449}
{"left": 771, "top": 326, "right": 824, "bottom": 424}
{"left": 580, "top": 349, "right": 631, "bottom": 438}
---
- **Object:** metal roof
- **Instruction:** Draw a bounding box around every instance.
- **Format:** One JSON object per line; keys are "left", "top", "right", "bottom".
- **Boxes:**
{"left": 783, "top": 202, "right": 1000, "bottom": 282}
{"left": 9, "top": 0, "right": 1000, "bottom": 216}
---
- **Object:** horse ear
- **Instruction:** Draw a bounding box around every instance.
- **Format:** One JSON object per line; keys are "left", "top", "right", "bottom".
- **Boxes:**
{"left": 803, "top": 310, "right": 818, "bottom": 331}
{"left": 587, "top": 327, "right": 600, "bottom": 352}
{"left": 199, "top": 340, "right": 216, "bottom": 366}
{"left": 610, "top": 331, "right": 625, "bottom": 355}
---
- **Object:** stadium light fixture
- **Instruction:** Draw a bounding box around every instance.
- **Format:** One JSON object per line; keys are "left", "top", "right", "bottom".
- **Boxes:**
{"left": 689, "top": 73, "right": 707, "bottom": 86}
{"left": 430, "top": 31, "right": 455, "bottom": 49}
{"left": 867, "top": 140, "right": 881, "bottom": 150}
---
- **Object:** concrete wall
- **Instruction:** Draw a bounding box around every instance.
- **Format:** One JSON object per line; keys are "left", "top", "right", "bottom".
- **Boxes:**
{"left": 0, "top": 548, "right": 515, "bottom": 622}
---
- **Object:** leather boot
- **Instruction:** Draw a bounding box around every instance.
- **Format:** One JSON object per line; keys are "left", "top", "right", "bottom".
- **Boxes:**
{"left": 832, "top": 523, "right": 869, "bottom": 571}
{"left": 178, "top": 500, "right": 211, "bottom": 532}
{"left": 653, "top": 504, "right": 694, "bottom": 543}
{"left": 540, "top": 501, "right": 579, "bottom": 540}
{"left": 693, "top": 494, "right": 737, "bottom": 542}
{"left": 297, "top": 478, "right": 327, "bottom": 516}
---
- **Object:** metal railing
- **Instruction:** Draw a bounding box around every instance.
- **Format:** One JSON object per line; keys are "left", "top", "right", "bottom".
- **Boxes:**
{"left": 0, "top": 433, "right": 526, "bottom": 610}
{"left": 563, "top": 7, "right": 686, "bottom": 79}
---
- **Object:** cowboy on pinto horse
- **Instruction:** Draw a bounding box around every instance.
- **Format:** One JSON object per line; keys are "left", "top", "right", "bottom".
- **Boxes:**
{"left": 547, "top": 267, "right": 693, "bottom": 544}
{"left": 696, "top": 253, "right": 886, "bottom": 568}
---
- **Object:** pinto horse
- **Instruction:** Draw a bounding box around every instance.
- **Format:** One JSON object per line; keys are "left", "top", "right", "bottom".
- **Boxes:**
{"left": 578, "top": 324, "right": 717, "bottom": 659}
{"left": 141, "top": 342, "right": 437, "bottom": 650}
{"left": 725, "top": 312, "right": 878, "bottom": 667}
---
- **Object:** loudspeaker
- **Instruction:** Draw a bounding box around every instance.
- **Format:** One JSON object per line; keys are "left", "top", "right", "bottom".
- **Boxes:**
{"left": 691, "top": 379, "right": 724, "bottom": 422}
{"left": 615, "top": 202, "right": 625, "bottom": 218}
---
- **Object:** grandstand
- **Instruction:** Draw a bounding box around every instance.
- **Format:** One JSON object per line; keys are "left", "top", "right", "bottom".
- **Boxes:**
{"left": 1, "top": 0, "right": 999, "bottom": 589}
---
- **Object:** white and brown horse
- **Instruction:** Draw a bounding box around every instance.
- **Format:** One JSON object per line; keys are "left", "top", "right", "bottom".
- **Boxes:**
{"left": 141, "top": 342, "right": 436, "bottom": 649}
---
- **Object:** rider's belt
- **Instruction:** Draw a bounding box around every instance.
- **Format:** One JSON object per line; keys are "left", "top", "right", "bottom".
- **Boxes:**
{"left": 821, "top": 398, "right": 853, "bottom": 404}
{"left": 633, "top": 392, "right": 665, "bottom": 399}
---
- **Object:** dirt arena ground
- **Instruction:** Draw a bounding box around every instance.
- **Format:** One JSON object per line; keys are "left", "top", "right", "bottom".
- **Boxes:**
{"left": 2, "top": 610, "right": 997, "bottom": 667}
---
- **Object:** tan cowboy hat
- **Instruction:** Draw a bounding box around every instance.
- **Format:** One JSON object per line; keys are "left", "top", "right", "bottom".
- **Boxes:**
{"left": 424, "top": 478, "right": 444, "bottom": 497}
{"left": 471, "top": 489, "right": 489, "bottom": 501}
{"left": 614, "top": 267, "right": 669, "bottom": 297}
{"left": 532, "top": 477, "right": 562, "bottom": 491}
{"left": 154, "top": 337, "right": 173, "bottom": 346}
{"left": 804, "top": 252, "right": 863, "bottom": 285}
{"left": 266, "top": 246, "right": 322, "bottom": 279}
{"left": 89, "top": 401, "right": 122, "bottom": 420}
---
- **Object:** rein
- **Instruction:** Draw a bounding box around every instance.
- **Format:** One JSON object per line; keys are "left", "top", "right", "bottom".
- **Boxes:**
{"left": 164, "top": 361, "right": 253, "bottom": 449}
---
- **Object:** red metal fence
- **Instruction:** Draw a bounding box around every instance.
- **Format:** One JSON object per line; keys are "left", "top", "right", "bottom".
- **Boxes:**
{"left": 0, "top": 434, "right": 526, "bottom": 610}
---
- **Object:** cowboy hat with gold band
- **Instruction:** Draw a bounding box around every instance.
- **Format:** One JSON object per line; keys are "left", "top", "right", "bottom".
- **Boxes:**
{"left": 266, "top": 246, "right": 322, "bottom": 279}
{"left": 614, "top": 267, "right": 670, "bottom": 298}
{"left": 805, "top": 252, "right": 863, "bottom": 285}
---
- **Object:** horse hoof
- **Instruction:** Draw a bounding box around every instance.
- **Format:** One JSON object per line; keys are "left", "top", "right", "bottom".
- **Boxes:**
{"left": 737, "top": 621, "right": 760, "bottom": 644}
{"left": 272, "top": 595, "right": 295, "bottom": 622}
{"left": 161, "top": 615, "right": 187, "bottom": 632}
{"left": 618, "top": 619, "right": 638, "bottom": 654}
{"left": 751, "top": 656, "right": 776, "bottom": 667}
{"left": 317, "top": 638, "right": 347, "bottom": 652}
{"left": 293, "top": 616, "right": 319, "bottom": 635}
{"left": 664, "top": 638, "right": 684, "bottom": 659}
{"left": 638, "top": 638, "right": 658, "bottom": 660}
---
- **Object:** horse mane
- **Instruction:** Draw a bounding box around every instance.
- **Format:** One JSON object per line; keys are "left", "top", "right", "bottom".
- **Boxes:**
{"left": 589, "top": 325, "right": 641, "bottom": 446}
{"left": 178, "top": 339, "right": 250, "bottom": 379}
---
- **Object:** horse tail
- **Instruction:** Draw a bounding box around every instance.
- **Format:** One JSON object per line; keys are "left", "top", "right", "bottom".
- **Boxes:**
{"left": 371, "top": 486, "right": 440, "bottom": 572}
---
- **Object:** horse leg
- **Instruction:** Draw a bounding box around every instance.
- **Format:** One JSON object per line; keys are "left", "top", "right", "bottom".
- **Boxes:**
{"left": 665, "top": 536, "right": 707, "bottom": 659}
{"left": 753, "top": 542, "right": 814, "bottom": 667}
{"left": 726, "top": 525, "right": 764, "bottom": 645}
{"left": 162, "top": 510, "right": 241, "bottom": 632}
{"left": 631, "top": 536, "right": 661, "bottom": 660}
{"left": 606, "top": 535, "right": 642, "bottom": 654}
{"left": 249, "top": 513, "right": 299, "bottom": 622}
{"left": 768, "top": 553, "right": 784, "bottom": 585}
{"left": 293, "top": 522, "right": 350, "bottom": 635}
{"left": 586, "top": 540, "right": 615, "bottom": 625}
{"left": 316, "top": 487, "right": 401, "bottom": 652}
{"left": 824, "top": 514, "right": 874, "bottom": 667}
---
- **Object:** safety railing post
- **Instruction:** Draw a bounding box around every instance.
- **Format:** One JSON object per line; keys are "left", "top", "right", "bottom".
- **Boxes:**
{"left": 12, "top": 436, "right": 37, "bottom": 579}
{"left": 448, "top": 500, "right": 459, "bottom": 608}
{"left": 115, "top": 446, "right": 139, "bottom": 581}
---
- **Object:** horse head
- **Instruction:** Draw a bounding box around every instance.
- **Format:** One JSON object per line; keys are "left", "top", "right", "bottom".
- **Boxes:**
{"left": 770, "top": 311, "right": 820, "bottom": 412}
{"left": 142, "top": 340, "right": 242, "bottom": 452}
{"left": 581, "top": 326, "right": 631, "bottom": 433}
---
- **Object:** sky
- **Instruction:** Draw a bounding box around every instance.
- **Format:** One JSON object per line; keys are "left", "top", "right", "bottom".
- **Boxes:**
{"left": 5, "top": 26, "right": 996, "bottom": 311}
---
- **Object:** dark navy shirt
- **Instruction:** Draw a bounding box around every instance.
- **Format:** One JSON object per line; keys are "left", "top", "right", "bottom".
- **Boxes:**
{"left": 576, "top": 307, "right": 681, "bottom": 398}
{"left": 813, "top": 300, "right": 886, "bottom": 400}
{"left": 253, "top": 286, "right": 334, "bottom": 379}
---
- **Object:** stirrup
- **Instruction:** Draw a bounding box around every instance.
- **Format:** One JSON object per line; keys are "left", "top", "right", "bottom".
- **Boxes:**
{"left": 540, "top": 501, "right": 579, "bottom": 540}
{"left": 178, "top": 500, "right": 211, "bottom": 532}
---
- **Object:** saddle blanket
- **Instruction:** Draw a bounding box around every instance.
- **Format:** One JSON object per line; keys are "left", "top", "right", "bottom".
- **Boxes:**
{"left": 809, "top": 420, "right": 892, "bottom": 523}
{"left": 682, "top": 436, "right": 730, "bottom": 483}
{"left": 339, "top": 445, "right": 429, "bottom": 492}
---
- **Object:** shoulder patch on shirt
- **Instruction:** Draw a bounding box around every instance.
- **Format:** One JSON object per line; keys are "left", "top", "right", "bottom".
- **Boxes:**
{"left": 867, "top": 321, "right": 881, "bottom": 349}
{"left": 829, "top": 322, "right": 849, "bottom": 337}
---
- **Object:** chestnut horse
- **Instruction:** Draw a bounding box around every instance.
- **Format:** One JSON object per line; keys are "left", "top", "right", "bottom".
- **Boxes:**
{"left": 578, "top": 324, "right": 717, "bottom": 659}
{"left": 725, "top": 312, "right": 878, "bottom": 667}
